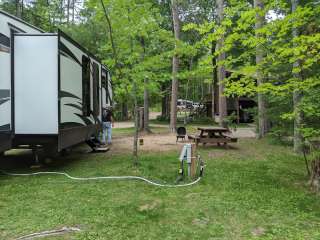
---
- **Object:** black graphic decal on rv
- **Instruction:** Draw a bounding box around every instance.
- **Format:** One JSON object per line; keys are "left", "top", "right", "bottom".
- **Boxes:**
{"left": 60, "top": 122, "right": 85, "bottom": 129}
{"left": 75, "top": 113, "right": 93, "bottom": 125}
{"left": 59, "top": 42, "right": 82, "bottom": 66}
{"left": 0, "top": 33, "right": 10, "bottom": 47}
{"left": 0, "top": 90, "right": 10, "bottom": 99}
{"left": 1, "top": 30, "right": 11, "bottom": 53}
{"left": 60, "top": 91, "right": 93, "bottom": 126}
{"left": 0, "top": 124, "right": 10, "bottom": 131}
{"left": 60, "top": 51, "right": 70, "bottom": 59}
{"left": 64, "top": 103, "right": 83, "bottom": 112}
{"left": 8, "top": 23, "right": 27, "bottom": 33}
{"left": 59, "top": 91, "right": 81, "bottom": 100}
{"left": 0, "top": 99, "right": 9, "bottom": 105}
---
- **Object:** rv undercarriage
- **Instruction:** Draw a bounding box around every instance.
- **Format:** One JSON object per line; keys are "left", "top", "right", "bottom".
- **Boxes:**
{"left": 0, "top": 133, "right": 12, "bottom": 153}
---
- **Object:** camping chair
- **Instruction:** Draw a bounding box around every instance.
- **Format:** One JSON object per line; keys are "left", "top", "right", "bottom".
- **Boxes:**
{"left": 176, "top": 127, "right": 187, "bottom": 143}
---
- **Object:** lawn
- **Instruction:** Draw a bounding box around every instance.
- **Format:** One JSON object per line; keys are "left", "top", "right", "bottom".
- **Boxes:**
{"left": 0, "top": 138, "right": 320, "bottom": 239}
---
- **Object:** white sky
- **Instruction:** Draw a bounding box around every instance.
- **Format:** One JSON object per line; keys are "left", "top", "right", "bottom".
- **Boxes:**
{"left": 266, "top": 10, "right": 285, "bottom": 22}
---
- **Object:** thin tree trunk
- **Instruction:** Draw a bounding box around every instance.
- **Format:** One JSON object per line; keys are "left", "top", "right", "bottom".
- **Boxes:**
{"left": 59, "top": 0, "right": 63, "bottom": 24}
{"left": 292, "top": 0, "right": 304, "bottom": 154}
{"left": 161, "top": 84, "right": 167, "bottom": 118}
{"left": 133, "top": 94, "right": 139, "bottom": 165}
{"left": 128, "top": 9, "right": 138, "bottom": 165}
{"left": 16, "top": 0, "right": 21, "bottom": 18}
{"left": 67, "top": 0, "right": 70, "bottom": 24}
{"left": 170, "top": 0, "right": 180, "bottom": 132}
{"left": 211, "top": 41, "right": 217, "bottom": 119}
{"left": 255, "top": 0, "right": 268, "bottom": 138}
{"left": 100, "top": 0, "right": 122, "bottom": 76}
{"left": 72, "top": 0, "right": 75, "bottom": 23}
{"left": 144, "top": 78, "right": 150, "bottom": 131}
{"left": 140, "top": 37, "right": 150, "bottom": 132}
{"left": 46, "top": 0, "right": 51, "bottom": 28}
{"left": 122, "top": 102, "right": 128, "bottom": 120}
{"left": 21, "top": 0, "right": 24, "bottom": 18}
{"left": 216, "top": 0, "right": 227, "bottom": 127}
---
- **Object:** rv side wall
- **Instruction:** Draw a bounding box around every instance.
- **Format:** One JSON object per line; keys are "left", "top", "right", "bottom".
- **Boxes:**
{"left": 0, "top": 11, "right": 42, "bottom": 145}
{"left": 14, "top": 35, "right": 58, "bottom": 134}
{"left": 59, "top": 35, "right": 95, "bottom": 127}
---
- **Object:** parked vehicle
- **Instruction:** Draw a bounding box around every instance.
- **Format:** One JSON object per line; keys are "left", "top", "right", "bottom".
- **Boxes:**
{"left": 177, "top": 99, "right": 193, "bottom": 110}
{"left": 0, "top": 10, "right": 112, "bottom": 155}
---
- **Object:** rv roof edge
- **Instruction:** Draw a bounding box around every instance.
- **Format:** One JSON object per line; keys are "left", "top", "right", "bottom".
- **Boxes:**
{"left": 0, "top": 10, "right": 111, "bottom": 73}
{"left": 0, "top": 10, "right": 45, "bottom": 33}
{"left": 57, "top": 29, "right": 111, "bottom": 72}
{"left": 14, "top": 33, "right": 58, "bottom": 36}
{"left": 58, "top": 29, "right": 105, "bottom": 68}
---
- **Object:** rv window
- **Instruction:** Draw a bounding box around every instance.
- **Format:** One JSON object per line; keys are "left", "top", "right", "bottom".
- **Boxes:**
{"left": 101, "top": 70, "right": 109, "bottom": 104}
{"left": 82, "top": 56, "right": 91, "bottom": 116}
{"left": 92, "top": 62, "right": 100, "bottom": 117}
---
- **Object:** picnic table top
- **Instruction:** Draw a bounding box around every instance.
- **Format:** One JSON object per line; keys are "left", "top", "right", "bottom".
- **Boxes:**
{"left": 197, "top": 127, "right": 229, "bottom": 132}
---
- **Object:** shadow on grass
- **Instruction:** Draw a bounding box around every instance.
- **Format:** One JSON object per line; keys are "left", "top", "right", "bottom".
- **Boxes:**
{"left": 0, "top": 144, "right": 95, "bottom": 172}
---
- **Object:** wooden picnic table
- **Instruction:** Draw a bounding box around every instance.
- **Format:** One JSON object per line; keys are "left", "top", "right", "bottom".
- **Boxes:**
{"left": 188, "top": 127, "right": 237, "bottom": 147}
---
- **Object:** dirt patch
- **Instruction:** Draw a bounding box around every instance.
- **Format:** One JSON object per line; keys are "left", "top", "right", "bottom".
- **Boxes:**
{"left": 110, "top": 133, "right": 184, "bottom": 154}
{"left": 108, "top": 126, "right": 256, "bottom": 155}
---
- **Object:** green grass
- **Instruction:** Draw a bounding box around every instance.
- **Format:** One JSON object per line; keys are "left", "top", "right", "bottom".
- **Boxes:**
{"left": 0, "top": 139, "right": 319, "bottom": 239}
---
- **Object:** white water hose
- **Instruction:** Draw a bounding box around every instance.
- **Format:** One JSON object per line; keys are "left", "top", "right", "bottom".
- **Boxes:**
{"left": 0, "top": 170, "right": 201, "bottom": 188}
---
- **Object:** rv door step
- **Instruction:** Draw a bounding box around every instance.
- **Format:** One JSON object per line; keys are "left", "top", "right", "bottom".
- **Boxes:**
{"left": 86, "top": 139, "right": 109, "bottom": 153}
{"left": 92, "top": 146, "right": 110, "bottom": 153}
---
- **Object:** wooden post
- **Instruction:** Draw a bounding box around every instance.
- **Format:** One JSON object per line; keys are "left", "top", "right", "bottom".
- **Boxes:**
{"left": 191, "top": 143, "right": 197, "bottom": 178}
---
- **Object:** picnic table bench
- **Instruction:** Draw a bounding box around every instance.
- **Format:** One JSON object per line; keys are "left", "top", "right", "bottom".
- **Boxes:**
{"left": 188, "top": 127, "right": 237, "bottom": 147}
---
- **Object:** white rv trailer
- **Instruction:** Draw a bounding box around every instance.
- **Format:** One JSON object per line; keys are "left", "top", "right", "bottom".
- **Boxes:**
{"left": 0, "top": 10, "right": 112, "bottom": 154}
{"left": 0, "top": 10, "right": 44, "bottom": 153}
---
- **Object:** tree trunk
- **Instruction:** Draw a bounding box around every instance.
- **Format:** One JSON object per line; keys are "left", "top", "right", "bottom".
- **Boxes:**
{"left": 170, "top": 0, "right": 180, "bottom": 132}
{"left": 161, "top": 84, "right": 168, "bottom": 119}
{"left": 140, "top": 37, "right": 150, "bottom": 132}
{"left": 161, "top": 85, "right": 166, "bottom": 118}
{"left": 211, "top": 41, "right": 217, "bottom": 119}
{"left": 133, "top": 102, "right": 139, "bottom": 165}
{"left": 291, "top": 0, "right": 304, "bottom": 154}
{"left": 161, "top": 83, "right": 170, "bottom": 119}
{"left": 216, "top": 0, "right": 227, "bottom": 127}
{"left": 67, "top": 0, "right": 70, "bottom": 24}
{"left": 59, "top": 0, "right": 63, "bottom": 24}
{"left": 144, "top": 78, "right": 150, "bottom": 131}
{"left": 16, "top": 0, "right": 21, "bottom": 18}
{"left": 100, "top": 0, "right": 122, "bottom": 78}
{"left": 21, "top": 0, "right": 24, "bottom": 18}
{"left": 127, "top": 9, "right": 138, "bottom": 165}
{"left": 293, "top": 91, "right": 304, "bottom": 152}
{"left": 46, "top": 0, "right": 51, "bottom": 28}
{"left": 255, "top": 0, "right": 268, "bottom": 138}
{"left": 122, "top": 101, "right": 128, "bottom": 120}
{"left": 72, "top": 0, "right": 75, "bottom": 23}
